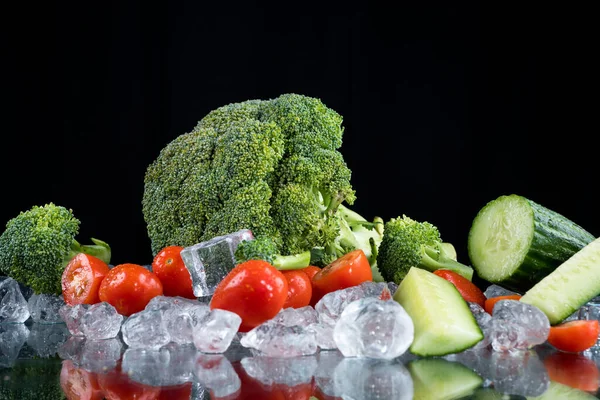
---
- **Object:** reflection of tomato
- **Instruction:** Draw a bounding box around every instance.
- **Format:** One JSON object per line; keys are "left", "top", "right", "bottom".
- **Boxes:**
{"left": 98, "top": 263, "right": 164, "bottom": 316}
{"left": 158, "top": 383, "right": 193, "bottom": 400}
{"left": 312, "top": 384, "right": 344, "bottom": 400}
{"left": 60, "top": 360, "right": 104, "bottom": 400}
{"left": 61, "top": 253, "right": 110, "bottom": 306}
{"left": 152, "top": 245, "right": 195, "bottom": 299}
{"left": 232, "top": 361, "right": 313, "bottom": 400}
{"left": 544, "top": 351, "right": 600, "bottom": 392}
{"left": 97, "top": 362, "right": 162, "bottom": 400}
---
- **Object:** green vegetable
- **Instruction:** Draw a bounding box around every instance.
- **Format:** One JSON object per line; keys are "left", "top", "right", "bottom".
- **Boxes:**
{"left": 520, "top": 237, "right": 600, "bottom": 325}
{"left": 407, "top": 358, "right": 483, "bottom": 400}
{"left": 394, "top": 267, "right": 483, "bottom": 356}
{"left": 377, "top": 214, "right": 474, "bottom": 284}
{"left": 0, "top": 203, "right": 111, "bottom": 295}
{"left": 527, "top": 381, "right": 598, "bottom": 399}
{"left": 142, "top": 93, "right": 381, "bottom": 267}
{"left": 234, "top": 236, "right": 311, "bottom": 270}
{"left": 468, "top": 194, "right": 595, "bottom": 293}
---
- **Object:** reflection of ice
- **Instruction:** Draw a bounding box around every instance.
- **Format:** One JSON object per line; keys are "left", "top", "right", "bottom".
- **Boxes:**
{"left": 0, "top": 323, "right": 29, "bottom": 368}
{"left": 194, "top": 354, "right": 241, "bottom": 398}
{"left": 26, "top": 322, "right": 69, "bottom": 358}
{"left": 313, "top": 350, "right": 345, "bottom": 398}
{"left": 57, "top": 335, "right": 86, "bottom": 365}
{"left": 332, "top": 358, "right": 414, "bottom": 400}
{"left": 121, "top": 342, "right": 196, "bottom": 387}
{"left": 80, "top": 338, "right": 123, "bottom": 373}
{"left": 240, "top": 355, "right": 317, "bottom": 387}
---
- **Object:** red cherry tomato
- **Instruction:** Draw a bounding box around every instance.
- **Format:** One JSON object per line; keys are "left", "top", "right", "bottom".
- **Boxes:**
{"left": 282, "top": 270, "right": 313, "bottom": 309}
{"left": 299, "top": 265, "right": 321, "bottom": 281}
{"left": 544, "top": 351, "right": 600, "bottom": 392}
{"left": 484, "top": 294, "right": 522, "bottom": 315}
{"left": 210, "top": 260, "right": 288, "bottom": 333}
{"left": 433, "top": 269, "right": 487, "bottom": 308}
{"left": 311, "top": 250, "right": 372, "bottom": 305}
{"left": 61, "top": 253, "right": 110, "bottom": 306}
{"left": 152, "top": 245, "right": 195, "bottom": 299}
{"left": 98, "top": 263, "right": 164, "bottom": 316}
{"left": 97, "top": 362, "right": 161, "bottom": 400}
{"left": 60, "top": 360, "right": 104, "bottom": 400}
{"left": 547, "top": 320, "right": 600, "bottom": 353}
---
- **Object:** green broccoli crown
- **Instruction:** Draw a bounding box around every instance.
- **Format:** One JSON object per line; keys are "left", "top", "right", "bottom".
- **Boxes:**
{"left": 0, "top": 203, "right": 111, "bottom": 295}
{"left": 234, "top": 236, "right": 279, "bottom": 265}
{"left": 142, "top": 93, "right": 356, "bottom": 261}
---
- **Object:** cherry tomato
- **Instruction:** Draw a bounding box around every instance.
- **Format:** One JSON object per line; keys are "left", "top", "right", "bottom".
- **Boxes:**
{"left": 152, "top": 245, "right": 195, "bottom": 299}
{"left": 210, "top": 260, "right": 288, "bottom": 333}
{"left": 60, "top": 360, "right": 104, "bottom": 400}
{"left": 61, "top": 253, "right": 110, "bottom": 306}
{"left": 97, "top": 362, "right": 161, "bottom": 400}
{"left": 98, "top": 263, "right": 164, "bottom": 316}
{"left": 311, "top": 250, "right": 372, "bottom": 305}
{"left": 547, "top": 320, "right": 600, "bottom": 353}
{"left": 484, "top": 294, "right": 522, "bottom": 315}
{"left": 282, "top": 270, "right": 312, "bottom": 309}
{"left": 300, "top": 265, "right": 321, "bottom": 281}
{"left": 544, "top": 351, "right": 600, "bottom": 392}
{"left": 433, "top": 269, "right": 487, "bottom": 308}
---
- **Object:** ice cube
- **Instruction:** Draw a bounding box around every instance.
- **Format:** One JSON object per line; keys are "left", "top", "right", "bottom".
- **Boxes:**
{"left": 333, "top": 297, "right": 414, "bottom": 359}
{"left": 468, "top": 302, "right": 492, "bottom": 349}
{"left": 487, "top": 349, "right": 549, "bottom": 397}
{"left": 272, "top": 306, "right": 319, "bottom": 327}
{"left": 121, "top": 343, "right": 196, "bottom": 386}
{"left": 192, "top": 308, "right": 241, "bottom": 353}
{"left": 316, "top": 281, "right": 391, "bottom": 327}
{"left": 194, "top": 354, "right": 241, "bottom": 398}
{"left": 26, "top": 322, "right": 69, "bottom": 358}
{"left": 147, "top": 295, "right": 210, "bottom": 344}
{"left": 240, "top": 355, "right": 318, "bottom": 387}
{"left": 80, "top": 338, "right": 123, "bottom": 373}
{"left": 28, "top": 293, "right": 65, "bottom": 324}
{"left": 121, "top": 309, "right": 170, "bottom": 349}
{"left": 240, "top": 323, "right": 317, "bottom": 357}
{"left": 59, "top": 303, "right": 90, "bottom": 336}
{"left": 575, "top": 297, "right": 600, "bottom": 346}
{"left": 489, "top": 300, "right": 550, "bottom": 352}
{"left": 180, "top": 229, "right": 254, "bottom": 297}
{"left": 307, "top": 322, "right": 336, "bottom": 350}
{"left": 0, "top": 324, "right": 29, "bottom": 368}
{"left": 332, "top": 358, "right": 414, "bottom": 400}
{"left": 484, "top": 284, "right": 519, "bottom": 298}
{"left": 0, "top": 277, "right": 30, "bottom": 323}
{"left": 57, "top": 335, "right": 86, "bottom": 365}
{"left": 80, "top": 302, "right": 123, "bottom": 340}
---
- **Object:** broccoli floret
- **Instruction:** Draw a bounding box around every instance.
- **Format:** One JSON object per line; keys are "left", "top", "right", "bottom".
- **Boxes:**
{"left": 235, "top": 236, "right": 311, "bottom": 270}
{"left": 142, "top": 93, "right": 380, "bottom": 268}
{"left": 0, "top": 203, "right": 111, "bottom": 295}
{"left": 377, "top": 215, "right": 474, "bottom": 284}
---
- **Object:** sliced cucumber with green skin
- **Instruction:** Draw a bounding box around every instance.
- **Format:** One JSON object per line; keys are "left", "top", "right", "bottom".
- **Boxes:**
{"left": 408, "top": 358, "right": 483, "bottom": 400}
{"left": 394, "top": 267, "right": 484, "bottom": 356}
{"left": 468, "top": 194, "right": 595, "bottom": 293}
{"left": 526, "top": 381, "right": 598, "bottom": 399}
{"left": 520, "top": 237, "right": 600, "bottom": 325}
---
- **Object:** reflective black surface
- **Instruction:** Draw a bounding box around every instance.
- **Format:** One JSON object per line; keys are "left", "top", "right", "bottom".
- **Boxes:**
{"left": 2, "top": 320, "right": 600, "bottom": 399}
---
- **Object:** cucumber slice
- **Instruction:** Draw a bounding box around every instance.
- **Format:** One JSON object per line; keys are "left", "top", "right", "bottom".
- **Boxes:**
{"left": 468, "top": 194, "right": 595, "bottom": 293}
{"left": 408, "top": 358, "right": 483, "bottom": 400}
{"left": 394, "top": 267, "right": 484, "bottom": 356}
{"left": 520, "top": 237, "right": 600, "bottom": 325}
{"left": 526, "top": 381, "right": 598, "bottom": 399}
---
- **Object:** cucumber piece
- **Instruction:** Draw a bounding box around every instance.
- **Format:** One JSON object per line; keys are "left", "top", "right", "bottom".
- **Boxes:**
{"left": 408, "top": 358, "right": 483, "bottom": 400}
{"left": 527, "top": 381, "right": 598, "bottom": 399}
{"left": 468, "top": 194, "right": 595, "bottom": 293}
{"left": 520, "top": 237, "right": 600, "bottom": 325}
{"left": 394, "top": 267, "right": 484, "bottom": 356}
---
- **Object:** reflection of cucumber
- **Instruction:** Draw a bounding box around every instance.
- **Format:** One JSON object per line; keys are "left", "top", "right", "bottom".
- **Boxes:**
{"left": 526, "top": 381, "right": 598, "bottom": 399}
{"left": 394, "top": 267, "right": 483, "bottom": 356}
{"left": 467, "top": 387, "right": 526, "bottom": 399}
{"left": 408, "top": 358, "right": 483, "bottom": 400}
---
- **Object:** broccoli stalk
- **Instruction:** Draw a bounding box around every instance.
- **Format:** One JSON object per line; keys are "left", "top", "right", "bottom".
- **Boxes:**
{"left": 66, "top": 237, "right": 111, "bottom": 269}
{"left": 377, "top": 214, "right": 474, "bottom": 284}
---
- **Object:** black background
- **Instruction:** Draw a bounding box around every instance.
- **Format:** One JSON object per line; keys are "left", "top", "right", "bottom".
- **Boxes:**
{"left": 2, "top": 3, "right": 597, "bottom": 267}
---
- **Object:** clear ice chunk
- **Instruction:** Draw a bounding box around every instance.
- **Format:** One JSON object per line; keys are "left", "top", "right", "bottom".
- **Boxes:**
{"left": 484, "top": 284, "right": 519, "bottom": 299}
{"left": 333, "top": 297, "right": 414, "bottom": 359}
{"left": 26, "top": 322, "right": 69, "bottom": 358}
{"left": 272, "top": 306, "right": 319, "bottom": 326}
{"left": 121, "top": 343, "right": 196, "bottom": 387}
{"left": 468, "top": 302, "right": 492, "bottom": 349}
{"left": 80, "top": 338, "right": 123, "bottom": 373}
{"left": 121, "top": 309, "right": 170, "bottom": 349}
{"left": 489, "top": 300, "right": 550, "bottom": 352}
{"left": 192, "top": 308, "right": 241, "bottom": 353}
{"left": 0, "top": 324, "right": 29, "bottom": 368}
{"left": 180, "top": 229, "right": 254, "bottom": 297}
{"left": 307, "top": 322, "right": 336, "bottom": 350}
{"left": 240, "top": 355, "right": 318, "bottom": 387}
{"left": 333, "top": 358, "right": 414, "bottom": 400}
{"left": 80, "top": 302, "right": 123, "bottom": 340}
{"left": 146, "top": 295, "right": 210, "bottom": 344}
{"left": 0, "top": 277, "right": 31, "bottom": 323}
{"left": 28, "top": 293, "right": 65, "bottom": 324}
{"left": 240, "top": 323, "right": 317, "bottom": 357}
{"left": 59, "top": 303, "right": 90, "bottom": 336}
{"left": 194, "top": 354, "right": 241, "bottom": 398}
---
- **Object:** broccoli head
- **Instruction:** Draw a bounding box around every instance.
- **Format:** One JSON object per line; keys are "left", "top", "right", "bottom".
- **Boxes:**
{"left": 234, "top": 236, "right": 311, "bottom": 270}
{"left": 142, "top": 93, "right": 379, "bottom": 267}
{"left": 377, "top": 215, "right": 474, "bottom": 284}
{"left": 0, "top": 203, "right": 111, "bottom": 295}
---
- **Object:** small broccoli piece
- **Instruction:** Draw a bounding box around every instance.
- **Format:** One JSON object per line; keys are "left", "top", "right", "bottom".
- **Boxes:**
{"left": 377, "top": 215, "right": 474, "bottom": 284}
{"left": 234, "top": 236, "right": 311, "bottom": 270}
{"left": 0, "top": 203, "right": 111, "bottom": 295}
